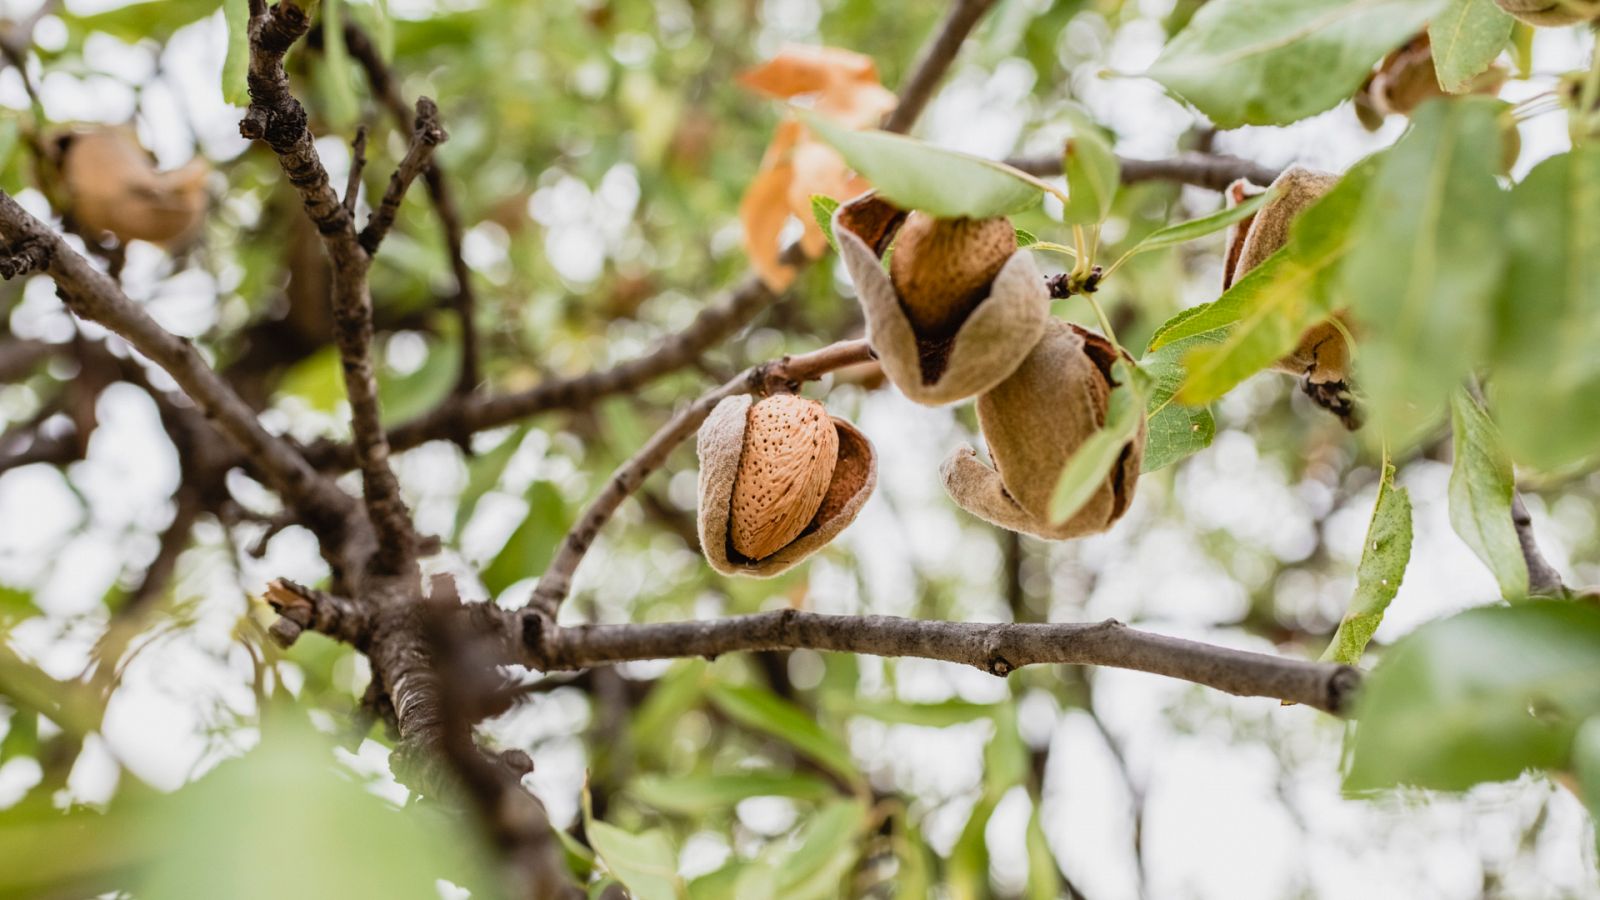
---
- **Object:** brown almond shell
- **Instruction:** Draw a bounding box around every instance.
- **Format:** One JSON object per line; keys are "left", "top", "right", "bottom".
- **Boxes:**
{"left": 697, "top": 394, "right": 877, "bottom": 577}
{"left": 941, "top": 319, "right": 1145, "bottom": 540}
{"left": 833, "top": 193, "right": 1049, "bottom": 407}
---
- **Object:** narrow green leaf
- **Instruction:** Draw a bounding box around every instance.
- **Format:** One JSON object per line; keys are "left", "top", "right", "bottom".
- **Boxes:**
{"left": 1447, "top": 390, "right": 1529, "bottom": 599}
{"left": 628, "top": 771, "right": 836, "bottom": 816}
{"left": 1139, "top": 334, "right": 1220, "bottom": 472}
{"left": 1572, "top": 718, "right": 1600, "bottom": 859}
{"left": 1343, "top": 98, "right": 1508, "bottom": 451}
{"left": 1320, "top": 460, "right": 1412, "bottom": 665}
{"left": 947, "top": 792, "right": 998, "bottom": 900}
{"left": 1048, "top": 359, "right": 1145, "bottom": 524}
{"left": 320, "top": 0, "right": 361, "bottom": 128}
{"left": 762, "top": 800, "right": 867, "bottom": 900}
{"left": 1119, "top": 190, "right": 1272, "bottom": 261}
{"left": 809, "top": 194, "right": 840, "bottom": 254}
{"left": 221, "top": 0, "right": 250, "bottom": 105}
{"left": 800, "top": 111, "right": 1046, "bottom": 219}
{"left": 1024, "top": 807, "right": 1061, "bottom": 900}
{"left": 1014, "top": 226, "right": 1039, "bottom": 248}
{"left": 480, "top": 481, "right": 570, "bottom": 596}
{"left": 707, "top": 683, "right": 859, "bottom": 784}
{"left": 1428, "top": 0, "right": 1513, "bottom": 93}
{"left": 585, "top": 821, "right": 683, "bottom": 900}
{"left": 1060, "top": 105, "right": 1119, "bottom": 226}
{"left": 1147, "top": 0, "right": 1443, "bottom": 127}
{"left": 1489, "top": 147, "right": 1600, "bottom": 472}
{"left": 1166, "top": 162, "right": 1372, "bottom": 404}
{"left": 1346, "top": 602, "right": 1600, "bottom": 793}
{"left": 832, "top": 697, "right": 996, "bottom": 728}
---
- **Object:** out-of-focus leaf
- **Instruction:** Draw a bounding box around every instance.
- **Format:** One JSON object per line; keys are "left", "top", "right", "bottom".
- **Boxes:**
{"left": 480, "top": 481, "right": 570, "bottom": 596}
{"left": 734, "top": 800, "right": 866, "bottom": 900}
{"left": 634, "top": 660, "right": 707, "bottom": 760}
{"left": 554, "top": 828, "right": 595, "bottom": 882}
{"left": 1160, "top": 161, "right": 1371, "bottom": 405}
{"left": 1489, "top": 148, "right": 1600, "bottom": 472}
{"left": 63, "top": 0, "right": 217, "bottom": 43}
{"left": 1025, "top": 806, "right": 1061, "bottom": 900}
{"left": 585, "top": 821, "right": 683, "bottom": 900}
{"left": 1343, "top": 97, "right": 1507, "bottom": 450}
{"left": 378, "top": 334, "right": 461, "bottom": 424}
{"left": 801, "top": 112, "right": 1046, "bottom": 219}
{"left": 688, "top": 861, "right": 747, "bottom": 900}
{"left": 984, "top": 704, "right": 1031, "bottom": 794}
{"left": 1139, "top": 333, "right": 1220, "bottom": 472}
{"left": 947, "top": 793, "right": 998, "bottom": 900}
{"left": 832, "top": 697, "right": 996, "bottom": 727}
{"left": 453, "top": 427, "right": 526, "bottom": 542}
{"left": 629, "top": 771, "right": 836, "bottom": 815}
{"left": 810, "top": 194, "right": 840, "bottom": 254}
{"left": 1014, "top": 226, "right": 1039, "bottom": 248}
{"left": 1049, "top": 359, "right": 1145, "bottom": 524}
{"left": 1346, "top": 602, "right": 1600, "bottom": 793}
{"left": 0, "top": 583, "right": 39, "bottom": 625}
{"left": 136, "top": 712, "right": 496, "bottom": 898}
{"left": 319, "top": 0, "right": 361, "bottom": 128}
{"left": 891, "top": 810, "right": 936, "bottom": 900}
{"left": 221, "top": 0, "right": 249, "bottom": 105}
{"left": 1115, "top": 190, "right": 1272, "bottom": 262}
{"left": 1429, "top": 0, "right": 1513, "bottom": 93}
{"left": 1572, "top": 717, "right": 1600, "bottom": 858}
{"left": 1320, "top": 460, "right": 1412, "bottom": 665}
{"left": 1060, "top": 105, "right": 1119, "bottom": 225}
{"left": 277, "top": 346, "right": 345, "bottom": 413}
{"left": 1447, "top": 390, "right": 1528, "bottom": 599}
{"left": 1146, "top": 0, "right": 1443, "bottom": 127}
{"left": 707, "top": 682, "right": 859, "bottom": 784}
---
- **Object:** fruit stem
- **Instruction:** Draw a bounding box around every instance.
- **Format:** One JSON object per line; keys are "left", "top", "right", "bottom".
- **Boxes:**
{"left": 1085, "top": 292, "right": 1119, "bottom": 350}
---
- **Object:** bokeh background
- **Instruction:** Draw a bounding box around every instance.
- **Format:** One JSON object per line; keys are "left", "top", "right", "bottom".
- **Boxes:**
{"left": 1, "top": 0, "right": 1599, "bottom": 896}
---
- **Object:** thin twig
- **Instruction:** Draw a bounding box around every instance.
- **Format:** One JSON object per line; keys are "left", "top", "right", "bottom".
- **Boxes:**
{"left": 343, "top": 125, "right": 368, "bottom": 216}
{"left": 1512, "top": 493, "right": 1566, "bottom": 597}
{"left": 881, "top": 0, "right": 998, "bottom": 134}
{"left": 358, "top": 98, "right": 447, "bottom": 255}
{"left": 524, "top": 340, "right": 876, "bottom": 619}
{"left": 1007, "top": 151, "right": 1284, "bottom": 192}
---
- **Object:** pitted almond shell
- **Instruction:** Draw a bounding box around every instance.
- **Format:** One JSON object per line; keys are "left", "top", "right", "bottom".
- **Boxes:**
{"left": 729, "top": 394, "right": 839, "bottom": 560}
{"left": 834, "top": 192, "right": 1049, "bottom": 407}
{"left": 1223, "top": 166, "right": 1352, "bottom": 385}
{"left": 941, "top": 319, "right": 1145, "bottom": 541}
{"left": 697, "top": 394, "right": 877, "bottom": 577}
{"left": 890, "top": 212, "right": 1018, "bottom": 339}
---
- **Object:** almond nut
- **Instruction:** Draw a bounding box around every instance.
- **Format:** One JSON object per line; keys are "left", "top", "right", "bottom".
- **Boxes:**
{"left": 1494, "top": 0, "right": 1599, "bottom": 25}
{"left": 729, "top": 393, "right": 839, "bottom": 560}
{"left": 59, "top": 127, "right": 209, "bottom": 249}
{"left": 889, "top": 212, "right": 1017, "bottom": 340}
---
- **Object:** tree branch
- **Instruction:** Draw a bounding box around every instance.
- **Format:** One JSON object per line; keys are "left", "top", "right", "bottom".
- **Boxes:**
{"left": 1006, "top": 151, "right": 1284, "bottom": 192}
{"left": 358, "top": 97, "right": 448, "bottom": 255}
{"left": 881, "top": 0, "right": 998, "bottom": 134}
{"left": 525, "top": 339, "right": 876, "bottom": 619}
{"left": 241, "top": 0, "right": 414, "bottom": 573}
{"left": 1512, "top": 493, "right": 1566, "bottom": 597}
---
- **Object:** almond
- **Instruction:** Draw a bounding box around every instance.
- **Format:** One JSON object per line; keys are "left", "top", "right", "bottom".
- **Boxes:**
{"left": 889, "top": 212, "right": 1017, "bottom": 339}
{"left": 1494, "top": 0, "right": 1599, "bottom": 25}
{"left": 729, "top": 393, "right": 839, "bottom": 560}
{"left": 59, "top": 127, "right": 209, "bottom": 248}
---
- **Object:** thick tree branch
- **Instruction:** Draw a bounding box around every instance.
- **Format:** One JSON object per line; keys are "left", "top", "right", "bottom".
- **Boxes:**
{"left": 359, "top": 98, "right": 447, "bottom": 255}
{"left": 525, "top": 339, "right": 876, "bottom": 619}
{"left": 0, "top": 191, "right": 356, "bottom": 545}
{"left": 242, "top": 0, "right": 414, "bottom": 572}
{"left": 882, "top": 0, "right": 998, "bottom": 134}
{"left": 1007, "top": 151, "right": 1284, "bottom": 192}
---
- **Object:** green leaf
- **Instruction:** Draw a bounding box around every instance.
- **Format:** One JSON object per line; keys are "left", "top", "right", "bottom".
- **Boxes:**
{"left": 1014, "top": 226, "right": 1039, "bottom": 248}
{"left": 62, "top": 0, "right": 217, "bottom": 44}
{"left": 221, "top": 0, "right": 249, "bottom": 105}
{"left": 277, "top": 346, "right": 345, "bottom": 413}
{"left": 319, "top": 0, "right": 361, "bottom": 128}
{"left": 634, "top": 660, "right": 707, "bottom": 758}
{"left": 890, "top": 811, "right": 936, "bottom": 900}
{"left": 628, "top": 771, "right": 836, "bottom": 815}
{"left": 585, "top": 821, "right": 684, "bottom": 900}
{"left": 1117, "top": 190, "right": 1272, "bottom": 262}
{"left": 983, "top": 703, "right": 1030, "bottom": 794}
{"left": 831, "top": 697, "right": 996, "bottom": 728}
{"left": 1147, "top": 0, "right": 1443, "bottom": 127}
{"left": 1164, "top": 161, "right": 1371, "bottom": 405}
{"left": 1319, "top": 460, "right": 1413, "bottom": 665}
{"left": 1571, "top": 717, "right": 1600, "bottom": 858}
{"left": 947, "top": 792, "right": 998, "bottom": 900}
{"left": 1024, "top": 807, "right": 1061, "bottom": 900}
{"left": 480, "top": 481, "right": 570, "bottom": 596}
{"left": 1048, "top": 358, "right": 1145, "bottom": 524}
{"left": 1447, "top": 390, "right": 1529, "bottom": 599}
{"left": 799, "top": 111, "right": 1046, "bottom": 219}
{"left": 747, "top": 800, "right": 867, "bottom": 900}
{"left": 707, "top": 683, "right": 860, "bottom": 784}
{"left": 453, "top": 426, "right": 526, "bottom": 542}
{"left": 1343, "top": 98, "right": 1508, "bottom": 451}
{"left": 1489, "top": 147, "right": 1600, "bottom": 472}
{"left": 1428, "top": 0, "right": 1513, "bottom": 93}
{"left": 1346, "top": 602, "right": 1600, "bottom": 793}
{"left": 378, "top": 333, "right": 462, "bottom": 424}
{"left": 809, "top": 195, "right": 840, "bottom": 254}
{"left": 1139, "top": 333, "right": 1220, "bottom": 472}
{"left": 1060, "top": 105, "right": 1120, "bottom": 226}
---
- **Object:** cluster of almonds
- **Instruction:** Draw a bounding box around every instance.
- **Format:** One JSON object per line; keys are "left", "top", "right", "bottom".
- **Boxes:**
{"left": 695, "top": 191, "right": 1146, "bottom": 576}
